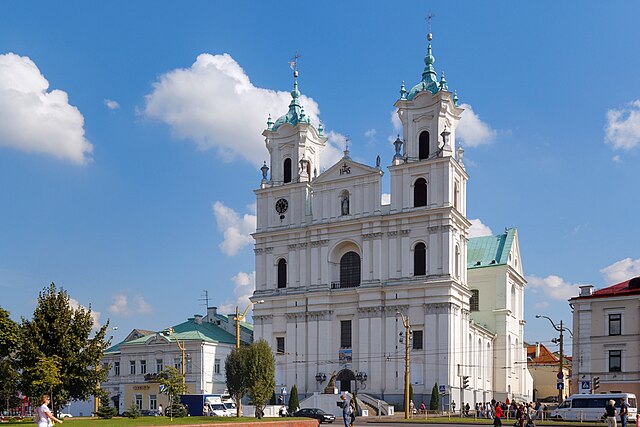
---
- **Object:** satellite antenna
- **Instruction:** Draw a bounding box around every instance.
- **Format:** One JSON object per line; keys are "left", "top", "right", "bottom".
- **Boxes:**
{"left": 288, "top": 51, "right": 301, "bottom": 78}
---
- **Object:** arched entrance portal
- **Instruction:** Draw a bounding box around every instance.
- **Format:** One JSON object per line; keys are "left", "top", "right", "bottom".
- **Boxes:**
{"left": 337, "top": 369, "right": 355, "bottom": 393}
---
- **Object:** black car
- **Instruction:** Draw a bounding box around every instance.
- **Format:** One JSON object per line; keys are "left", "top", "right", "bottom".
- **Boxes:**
{"left": 294, "top": 408, "right": 336, "bottom": 423}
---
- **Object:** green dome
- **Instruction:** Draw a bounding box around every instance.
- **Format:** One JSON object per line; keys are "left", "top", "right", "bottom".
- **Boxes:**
{"left": 272, "top": 79, "right": 310, "bottom": 131}
{"left": 407, "top": 43, "right": 440, "bottom": 100}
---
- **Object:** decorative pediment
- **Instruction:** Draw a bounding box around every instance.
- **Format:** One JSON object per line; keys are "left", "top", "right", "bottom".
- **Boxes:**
{"left": 314, "top": 158, "right": 382, "bottom": 184}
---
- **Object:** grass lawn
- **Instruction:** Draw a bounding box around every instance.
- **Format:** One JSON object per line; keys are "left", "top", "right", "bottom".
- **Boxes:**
{"left": 0, "top": 417, "right": 309, "bottom": 426}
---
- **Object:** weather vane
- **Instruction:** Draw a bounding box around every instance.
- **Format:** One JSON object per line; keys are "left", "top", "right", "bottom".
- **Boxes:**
{"left": 288, "top": 51, "right": 301, "bottom": 78}
{"left": 426, "top": 11, "right": 435, "bottom": 41}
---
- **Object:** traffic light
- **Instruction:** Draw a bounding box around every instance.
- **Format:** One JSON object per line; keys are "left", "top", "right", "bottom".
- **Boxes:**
{"left": 593, "top": 377, "right": 600, "bottom": 391}
{"left": 463, "top": 376, "right": 470, "bottom": 389}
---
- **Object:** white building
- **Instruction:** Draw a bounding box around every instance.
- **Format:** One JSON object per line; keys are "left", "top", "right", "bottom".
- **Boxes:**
{"left": 101, "top": 307, "right": 250, "bottom": 414}
{"left": 251, "top": 34, "right": 532, "bottom": 406}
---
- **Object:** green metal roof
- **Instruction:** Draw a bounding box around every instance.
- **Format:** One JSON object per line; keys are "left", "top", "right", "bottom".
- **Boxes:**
{"left": 271, "top": 79, "right": 311, "bottom": 131}
{"left": 105, "top": 318, "right": 240, "bottom": 353}
{"left": 467, "top": 228, "right": 517, "bottom": 269}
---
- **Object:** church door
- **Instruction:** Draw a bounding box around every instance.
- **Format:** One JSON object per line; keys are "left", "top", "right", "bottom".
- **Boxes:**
{"left": 337, "top": 369, "right": 355, "bottom": 393}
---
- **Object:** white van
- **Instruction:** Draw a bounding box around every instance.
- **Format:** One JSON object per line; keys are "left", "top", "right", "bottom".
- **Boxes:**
{"left": 550, "top": 393, "right": 637, "bottom": 422}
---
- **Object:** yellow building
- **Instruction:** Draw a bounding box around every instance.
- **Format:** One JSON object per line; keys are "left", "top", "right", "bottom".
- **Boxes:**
{"left": 526, "top": 343, "right": 571, "bottom": 401}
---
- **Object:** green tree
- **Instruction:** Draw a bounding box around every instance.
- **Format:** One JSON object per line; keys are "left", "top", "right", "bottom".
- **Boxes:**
{"left": 244, "top": 340, "right": 275, "bottom": 419}
{"left": 269, "top": 391, "right": 276, "bottom": 405}
{"left": 158, "top": 366, "right": 186, "bottom": 404}
{"left": 287, "top": 384, "right": 299, "bottom": 414}
{"left": 0, "top": 308, "right": 20, "bottom": 414}
{"left": 95, "top": 392, "right": 117, "bottom": 419}
{"left": 18, "top": 283, "right": 111, "bottom": 413}
{"left": 225, "top": 348, "right": 247, "bottom": 417}
{"left": 430, "top": 382, "right": 440, "bottom": 410}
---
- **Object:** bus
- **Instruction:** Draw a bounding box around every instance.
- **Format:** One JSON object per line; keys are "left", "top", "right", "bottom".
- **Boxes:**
{"left": 550, "top": 393, "right": 637, "bottom": 422}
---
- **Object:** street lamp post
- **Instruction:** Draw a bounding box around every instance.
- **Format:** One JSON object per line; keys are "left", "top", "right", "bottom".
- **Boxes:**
{"left": 233, "top": 300, "right": 264, "bottom": 417}
{"left": 397, "top": 311, "right": 411, "bottom": 420}
{"left": 536, "top": 315, "right": 573, "bottom": 404}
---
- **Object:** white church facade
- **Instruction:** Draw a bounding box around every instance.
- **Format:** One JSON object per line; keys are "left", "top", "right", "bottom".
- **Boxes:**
{"left": 251, "top": 35, "right": 533, "bottom": 406}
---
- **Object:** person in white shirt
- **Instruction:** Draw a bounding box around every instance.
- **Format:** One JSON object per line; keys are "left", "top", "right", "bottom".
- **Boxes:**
{"left": 34, "top": 395, "right": 62, "bottom": 427}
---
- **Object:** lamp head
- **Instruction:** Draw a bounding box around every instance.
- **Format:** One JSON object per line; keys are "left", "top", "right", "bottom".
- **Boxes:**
{"left": 535, "top": 315, "right": 541, "bottom": 319}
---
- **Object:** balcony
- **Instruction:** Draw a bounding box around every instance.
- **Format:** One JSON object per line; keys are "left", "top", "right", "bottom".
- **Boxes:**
{"left": 331, "top": 281, "right": 360, "bottom": 289}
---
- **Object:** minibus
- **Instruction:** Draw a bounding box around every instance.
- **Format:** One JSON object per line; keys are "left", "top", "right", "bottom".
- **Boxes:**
{"left": 550, "top": 393, "right": 637, "bottom": 422}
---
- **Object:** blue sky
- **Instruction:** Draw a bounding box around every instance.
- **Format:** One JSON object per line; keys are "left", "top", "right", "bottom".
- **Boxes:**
{"left": 1, "top": 1, "right": 639, "bottom": 355}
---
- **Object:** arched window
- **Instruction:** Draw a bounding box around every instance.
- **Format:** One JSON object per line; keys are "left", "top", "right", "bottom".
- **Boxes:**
{"left": 340, "top": 251, "right": 361, "bottom": 288}
{"left": 419, "top": 131, "right": 430, "bottom": 160}
{"left": 414, "top": 242, "right": 426, "bottom": 276}
{"left": 283, "top": 158, "right": 292, "bottom": 183}
{"left": 414, "top": 178, "right": 427, "bottom": 207}
{"left": 277, "top": 259, "right": 287, "bottom": 288}
{"left": 511, "top": 285, "right": 517, "bottom": 313}
{"left": 340, "top": 190, "right": 350, "bottom": 216}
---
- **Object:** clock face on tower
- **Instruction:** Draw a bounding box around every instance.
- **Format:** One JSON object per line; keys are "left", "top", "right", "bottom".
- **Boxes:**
{"left": 275, "top": 198, "right": 288, "bottom": 214}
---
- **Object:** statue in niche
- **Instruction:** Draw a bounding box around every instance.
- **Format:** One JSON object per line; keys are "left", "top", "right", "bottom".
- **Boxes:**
{"left": 324, "top": 371, "right": 338, "bottom": 394}
{"left": 341, "top": 193, "right": 350, "bottom": 216}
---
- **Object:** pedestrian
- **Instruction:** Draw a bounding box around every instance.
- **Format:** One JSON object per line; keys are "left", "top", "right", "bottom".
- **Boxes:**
{"left": 494, "top": 402, "right": 503, "bottom": 427}
{"left": 516, "top": 403, "right": 525, "bottom": 427}
{"left": 419, "top": 402, "right": 426, "bottom": 414}
{"left": 620, "top": 399, "right": 629, "bottom": 427}
{"left": 605, "top": 399, "right": 617, "bottom": 427}
{"left": 34, "top": 395, "right": 63, "bottom": 427}
{"left": 465, "top": 403, "right": 470, "bottom": 417}
{"left": 451, "top": 401, "right": 456, "bottom": 415}
{"left": 158, "top": 404, "right": 163, "bottom": 416}
{"left": 349, "top": 394, "right": 357, "bottom": 426}
{"left": 409, "top": 400, "right": 415, "bottom": 417}
{"left": 340, "top": 394, "right": 351, "bottom": 427}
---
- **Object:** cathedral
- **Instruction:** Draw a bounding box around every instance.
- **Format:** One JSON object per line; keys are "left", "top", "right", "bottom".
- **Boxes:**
{"left": 251, "top": 34, "right": 533, "bottom": 406}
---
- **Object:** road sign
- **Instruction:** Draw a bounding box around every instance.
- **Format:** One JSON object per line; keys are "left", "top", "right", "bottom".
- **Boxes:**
{"left": 557, "top": 382, "right": 564, "bottom": 390}
{"left": 159, "top": 385, "right": 167, "bottom": 394}
{"left": 557, "top": 372, "right": 564, "bottom": 379}
{"left": 281, "top": 387, "right": 287, "bottom": 395}
{"left": 439, "top": 385, "right": 446, "bottom": 394}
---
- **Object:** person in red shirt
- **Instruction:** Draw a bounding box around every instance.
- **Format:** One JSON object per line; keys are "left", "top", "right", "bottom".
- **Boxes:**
{"left": 494, "top": 403, "right": 503, "bottom": 427}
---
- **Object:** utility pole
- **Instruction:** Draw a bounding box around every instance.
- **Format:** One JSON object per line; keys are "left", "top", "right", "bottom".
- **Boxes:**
{"left": 558, "top": 320, "right": 564, "bottom": 404}
{"left": 397, "top": 311, "right": 411, "bottom": 420}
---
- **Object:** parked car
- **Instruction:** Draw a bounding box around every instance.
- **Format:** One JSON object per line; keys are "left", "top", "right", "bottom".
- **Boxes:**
{"left": 59, "top": 414, "right": 73, "bottom": 418}
{"left": 293, "top": 408, "right": 335, "bottom": 423}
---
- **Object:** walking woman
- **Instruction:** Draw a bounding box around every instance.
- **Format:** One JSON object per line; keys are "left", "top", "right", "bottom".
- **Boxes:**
{"left": 494, "top": 402, "right": 503, "bottom": 427}
{"left": 34, "top": 395, "right": 63, "bottom": 427}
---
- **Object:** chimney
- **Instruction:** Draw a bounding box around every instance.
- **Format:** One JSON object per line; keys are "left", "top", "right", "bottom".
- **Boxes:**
{"left": 535, "top": 342, "right": 540, "bottom": 359}
{"left": 579, "top": 285, "right": 594, "bottom": 297}
{"left": 206, "top": 306, "right": 218, "bottom": 323}
{"left": 194, "top": 314, "right": 203, "bottom": 325}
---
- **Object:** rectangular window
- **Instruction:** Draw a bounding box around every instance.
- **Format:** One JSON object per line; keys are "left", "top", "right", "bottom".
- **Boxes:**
{"left": 130, "top": 360, "right": 136, "bottom": 375}
{"left": 186, "top": 358, "right": 192, "bottom": 374}
{"left": 214, "top": 359, "right": 221, "bottom": 374}
{"left": 608, "top": 313, "right": 621, "bottom": 336}
{"left": 140, "top": 360, "right": 146, "bottom": 374}
{"left": 276, "top": 337, "right": 285, "bottom": 354}
{"left": 174, "top": 358, "right": 181, "bottom": 370}
{"left": 340, "top": 320, "right": 352, "bottom": 348}
{"left": 609, "top": 350, "right": 622, "bottom": 372}
{"left": 413, "top": 330, "right": 423, "bottom": 350}
{"left": 149, "top": 395, "right": 157, "bottom": 410}
{"left": 156, "top": 359, "right": 163, "bottom": 373}
{"left": 135, "top": 394, "right": 143, "bottom": 410}
{"left": 470, "top": 289, "right": 480, "bottom": 312}
{"left": 114, "top": 361, "right": 120, "bottom": 376}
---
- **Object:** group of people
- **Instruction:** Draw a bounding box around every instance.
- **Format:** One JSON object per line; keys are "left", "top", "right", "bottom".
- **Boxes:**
{"left": 450, "top": 399, "right": 545, "bottom": 427}
{"left": 605, "top": 399, "right": 630, "bottom": 427}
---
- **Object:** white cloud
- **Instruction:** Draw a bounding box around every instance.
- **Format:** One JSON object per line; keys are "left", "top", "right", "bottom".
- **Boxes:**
{"left": 321, "top": 130, "right": 347, "bottom": 168}
{"left": 605, "top": 100, "right": 640, "bottom": 150}
{"left": 104, "top": 99, "right": 120, "bottom": 110}
{"left": 457, "top": 103, "right": 496, "bottom": 147}
{"left": 600, "top": 257, "right": 640, "bottom": 285}
{"left": 143, "top": 53, "right": 327, "bottom": 165}
{"left": 217, "top": 271, "right": 256, "bottom": 316}
{"left": 69, "top": 298, "right": 101, "bottom": 330}
{"left": 468, "top": 218, "right": 493, "bottom": 238}
{"left": 534, "top": 301, "right": 550, "bottom": 310}
{"left": 108, "top": 293, "right": 152, "bottom": 317}
{"left": 212, "top": 201, "right": 256, "bottom": 256}
{"left": 526, "top": 275, "right": 589, "bottom": 300}
{"left": 0, "top": 53, "right": 93, "bottom": 164}
{"left": 612, "top": 155, "right": 622, "bottom": 163}
{"left": 365, "top": 128, "right": 377, "bottom": 139}
{"left": 390, "top": 110, "right": 402, "bottom": 132}
{"left": 381, "top": 193, "right": 391, "bottom": 205}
